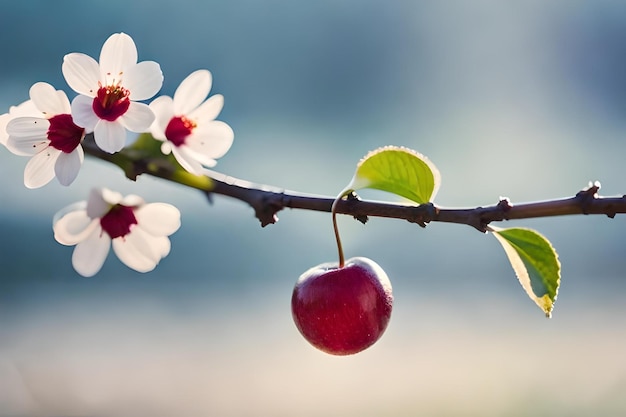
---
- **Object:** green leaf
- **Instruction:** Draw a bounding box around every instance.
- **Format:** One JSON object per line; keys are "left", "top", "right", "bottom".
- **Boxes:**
{"left": 342, "top": 146, "right": 441, "bottom": 204}
{"left": 491, "top": 227, "right": 561, "bottom": 317}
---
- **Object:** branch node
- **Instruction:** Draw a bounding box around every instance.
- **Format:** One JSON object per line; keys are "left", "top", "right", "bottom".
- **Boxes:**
{"left": 497, "top": 196, "right": 513, "bottom": 212}
{"left": 471, "top": 206, "right": 492, "bottom": 233}
{"left": 476, "top": 220, "right": 490, "bottom": 233}
{"left": 257, "top": 203, "right": 281, "bottom": 227}
{"left": 346, "top": 191, "right": 368, "bottom": 224}
{"left": 576, "top": 181, "right": 601, "bottom": 197}
{"left": 576, "top": 181, "right": 601, "bottom": 215}
{"left": 256, "top": 193, "right": 286, "bottom": 227}
{"left": 407, "top": 203, "right": 435, "bottom": 228}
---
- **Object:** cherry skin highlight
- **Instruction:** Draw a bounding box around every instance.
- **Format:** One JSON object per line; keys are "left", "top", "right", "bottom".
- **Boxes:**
{"left": 291, "top": 257, "right": 393, "bottom": 355}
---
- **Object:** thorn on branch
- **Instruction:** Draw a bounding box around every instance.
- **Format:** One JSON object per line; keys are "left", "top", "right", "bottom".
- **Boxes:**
{"left": 256, "top": 196, "right": 284, "bottom": 227}
{"left": 576, "top": 181, "right": 601, "bottom": 215}
{"left": 346, "top": 191, "right": 369, "bottom": 224}
{"left": 577, "top": 181, "right": 601, "bottom": 198}
{"left": 602, "top": 195, "right": 622, "bottom": 219}
{"left": 497, "top": 196, "right": 513, "bottom": 212}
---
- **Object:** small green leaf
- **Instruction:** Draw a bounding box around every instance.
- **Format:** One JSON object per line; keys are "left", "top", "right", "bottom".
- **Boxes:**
{"left": 491, "top": 227, "right": 561, "bottom": 317}
{"left": 343, "top": 146, "right": 441, "bottom": 204}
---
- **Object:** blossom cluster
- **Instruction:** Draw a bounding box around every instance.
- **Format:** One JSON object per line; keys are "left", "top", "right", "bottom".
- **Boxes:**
{"left": 0, "top": 33, "right": 234, "bottom": 276}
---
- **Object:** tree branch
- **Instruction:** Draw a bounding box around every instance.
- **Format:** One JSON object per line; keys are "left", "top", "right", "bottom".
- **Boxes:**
{"left": 82, "top": 135, "right": 626, "bottom": 232}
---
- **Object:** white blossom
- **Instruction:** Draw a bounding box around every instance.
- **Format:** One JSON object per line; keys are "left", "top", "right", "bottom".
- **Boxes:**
{"left": 53, "top": 188, "right": 181, "bottom": 277}
{"left": 63, "top": 32, "right": 163, "bottom": 154}
{"left": 5, "top": 82, "right": 85, "bottom": 188}
{"left": 150, "top": 69, "right": 234, "bottom": 175}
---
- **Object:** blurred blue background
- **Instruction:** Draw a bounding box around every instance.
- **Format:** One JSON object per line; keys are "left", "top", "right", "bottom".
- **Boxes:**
{"left": 1, "top": 1, "right": 626, "bottom": 416}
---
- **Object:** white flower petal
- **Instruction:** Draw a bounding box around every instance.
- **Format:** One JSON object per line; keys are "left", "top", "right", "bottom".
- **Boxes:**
{"left": 149, "top": 235, "right": 171, "bottom": 259}
{"left": 134, "top": 203, "right": 181, "bottom": 236}
{"left": 188, "top": 94, "right": 224, "bottom": 123}
{"left": 119, "top": 102, "right": 155, "bottom": 133}
{"left": 62, "top": 53, "right": 101, "bottom": 97}
{"left": 71, "top": 95, "right": 99, "bottom": 131}
{"left": 100, "top": 187, "right": 124, "bottom": 206}
{"left": 120, "top": 194, "right": 145, "bottom": 207}
{"left": 6, "top": 135, "right": 48, "bottom": 156}
{"left": 86, "top": 188, "right": 110, "bottom": 218}
{"left": 94, "top": 120, "right": 126, "bottom": 153}
{"left": 99, "top": 33, "right": 137, "bottom": 83}
{"left": 86, "top": 187, "right": 118, "bottom": 219}
{"left": 174, "top": 69, "right": 212, "bottom": 115}
{"left": 0, "top": 115, "right": 6, "bottom": 146}
{"left": 53, "top": 209, "right": 98, "bottom": 246}
{"left": 112, "top": 228, "right": 167, "bottom": 273}
{"left": 124, "top": 61, "right": 163, "bottom": 101}
{"left": 23, "top": 147, "right": 60, "bottom": 188}
{"left": 55, "top": 146, "right": 84, "bottom": 186}
{"left": 14, "top": 100, "right": 39, "bottom": 114}
{"left": 1, "top": 100, "right": 39, "bottom": 146}
{"left": 29, "top": 82, "right": 71, "bottom": 116}
{"left": 5, "top": 117, "right": 50, "bottom": 156}
{"left": 148, "top": 95, "right": 174, "bottom": 140}
{"left": 186, "top": 120, "right": 234, "bottom": 159}
{"left": 72, "top": 227, "right": 111, "bottom": 277}
{"left": 128, "top": 228, "right": 163, "bottom": 260}
{"left": 6, "top": 116, "right": 49, "bottom": 137}
{"left": 53, "top": 201, "right": 86, "bottom": 226}
{"left": 156, "top": 237, "right": 171, "bottom": 259}
{"left": 171, "top": 145, "right": 206, "bottom": 174}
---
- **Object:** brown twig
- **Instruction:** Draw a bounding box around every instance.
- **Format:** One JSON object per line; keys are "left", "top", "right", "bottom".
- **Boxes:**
{"left": 82, "top": 136, "right": 626, "bottom": 232}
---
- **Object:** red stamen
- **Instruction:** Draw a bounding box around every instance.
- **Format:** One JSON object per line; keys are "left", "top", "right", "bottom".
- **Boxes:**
{"left": 92, "top": 84, "right": 131, "bottom": 121}
{"left": 165, "top": 116, "right": 197, "bottom": 147}
{"left": 100, "top": 204, "right": 138, "bottom": 239}
{"left": 47, "top": 114, "right": 85, "bottom": 153}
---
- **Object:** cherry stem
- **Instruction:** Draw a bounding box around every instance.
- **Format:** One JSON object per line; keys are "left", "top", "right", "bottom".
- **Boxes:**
{"left": 331, "top": 194, "right": 346, "bottom": 268}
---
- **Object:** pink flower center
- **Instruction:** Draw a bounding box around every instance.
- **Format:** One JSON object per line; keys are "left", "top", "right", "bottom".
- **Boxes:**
{"left": 100, "top": 204, "right": 138, "bottom": 239}
{"left": 165, "top": 116, "right": 197, "bottom": 147}
{"left": 47, "top": 114, "right": 85, "bottom": 153}
{"left": 92, "top": 84, "right": 131, "bottom": 121}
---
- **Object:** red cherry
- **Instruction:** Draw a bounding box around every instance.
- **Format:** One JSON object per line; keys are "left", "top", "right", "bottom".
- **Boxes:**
{"left": 291, "top": 256, "right": 393, "bottom": 355}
